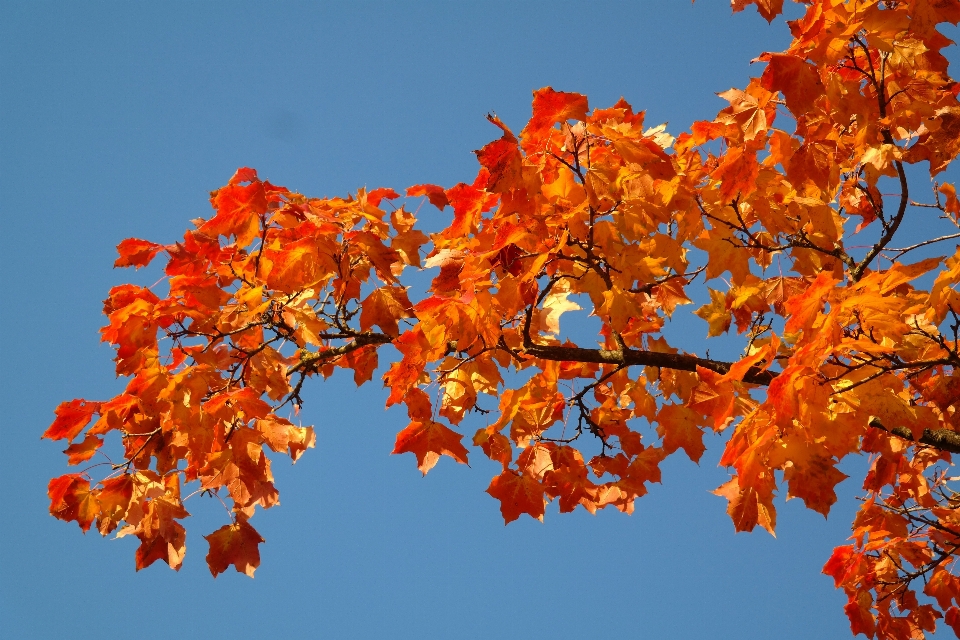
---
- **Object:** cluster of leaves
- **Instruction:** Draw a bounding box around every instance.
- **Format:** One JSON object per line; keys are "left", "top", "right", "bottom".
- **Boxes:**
{"left": 45, "top": 1, "right": 960, "bottom": 637}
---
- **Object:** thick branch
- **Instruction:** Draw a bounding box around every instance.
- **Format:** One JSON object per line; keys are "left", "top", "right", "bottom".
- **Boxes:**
{"left": 869, "top": 418, "right": 960, "bottom": 455}
{"left": 523, "top": 343, "right": 776, "bottom": 385}
{"left": 287, "top": 332, "right": 394, "bottom": 375}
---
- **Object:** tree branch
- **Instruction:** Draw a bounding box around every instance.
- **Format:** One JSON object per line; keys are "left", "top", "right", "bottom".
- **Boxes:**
{"left": 869, "top": 418, "right": 960, "bottom": 455}
{"left": 287, "top": 332, "right": 394, "bottom": 375}
{"left": 523, "top": 343, "right": 776, "bottom": 385}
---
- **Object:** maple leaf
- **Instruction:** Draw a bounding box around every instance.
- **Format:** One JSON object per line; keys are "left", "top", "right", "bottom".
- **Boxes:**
{"left": 134, "top": 494, "right": 189, "bottom": 571}
{"left": 63, "top": 434, "right": 103, "bottom": 465}
{"left": 712, "top": 144, "right": 761, "bottom": 202}
{"left": 47, "top": 474, "right": 98, "bottom": 532}
{"left": 95, "top": 475, "right": 134, "bottom": 535}
{"left": 204, "top": 517, "right": 265, "bottom": 578}
{"left": 43, "top": 5, "right": 960, "bottom": 634}
{"left": 715, "top": 88, "right": 768, "bottom": 141}
{"left": 731, "top": 0, "right": 784, "bottom": 23}
{"left": 656, "top": 404, "right": 706, "bottom": 463}
{"left": 475, "top": 114, "right": 523, "bottom": 194}
{"left": 114, "top": 238, "right": 165, "bottom": 269}
{"left": 359, "top": 286, "right": 413, "bottom": 337}
{"left": 694, "top": 288, "right": 732, "bottom": 337}
{"left": 940, "top": 183, "right": 960, "bottom": 221}
{"left": 366, "top": 187, "right": 401, "bottom": 208}
{"left": 486, "top": 469, "right": 546, "bottom": 523}
{"left": 713, "top": 475, "right": 777, "bottom": 535}
{"left": 525, "top": 87, "right": 589, "bottom": 133}
{"left": 391, "top": 420, "right": 469, "bottom": 474}
{"left": 43, "top": 399, "right": 102, "bottom": 442}
{"left": 905, "top": 106, "right": 960, "bottom": 175}
{"left": 256, "top": 416, "right": 316, "bottom": 462}
{"left": 757, "top": 52, "right": 824, "bottom": 116}
{"left": 406, "top": 184, "right": 449, "bottom": 209}
{"left": 695, "top": 232, "right": 752, "bottom": 285}
{"left": 201, "top": 179, "right": 268, "bottom": 247}
{"left": 783, "top": 272, "right": 838, "bottom": 334}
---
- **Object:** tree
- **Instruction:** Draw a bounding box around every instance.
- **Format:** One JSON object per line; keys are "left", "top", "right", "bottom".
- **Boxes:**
{"left": 41, "top": 0, "right": 960, "bottom": 637}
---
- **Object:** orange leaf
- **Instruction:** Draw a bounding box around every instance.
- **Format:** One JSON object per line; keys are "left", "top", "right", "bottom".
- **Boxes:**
{"left": 940, "top": 183, "right": 960, "bottom": 221}
{"left": 475, "top": 115, "right": 523, "bottom": 194}
{"left": 96, "top": 475, "right": 134, "bottom": 535}
{"left": 43, "top": 399, "right": 101, "bottom": 442}
{"left": 114, "top": 238, "right": 164, "bottom": 269}
{"left": 713, "top": 475, "right": 777, "bottom": 535}
{"left": 731, "top": 0, "right": 784, "bottom": 22}
{"left": 391, "top": 420, "right": 469, "bottom": 474}
{"left": 406, "top": 184, "right": 449, "bottom": 209}
{"left": 63, "top": 434, "right": 103, "bottom": 465}
{"left": 202, "top": 179, "right": 268, "bottom": 247}
{"left": 204, "top": 517, "right": 265, "bottom": 578}
{"left": 526, "top": 87, "right": 589, "bottom": 132}
{"left": 843, "top": 593, "right": 876, "bottom": 638}
{"left": 783, "top": 272, "right": 838, "bottom": 334}
{"left": 694, "top": 288, "right": 732, "bottom": 337}
{"left": 474, "top": 428, "right": 512, "bottom": 468}
{"left": 656, "top": 404, "right": 706, "bottom": 463}
{"left": 486, "top": 469, "right": 546, "bottom": 524}
{"left": 135, "top": 523, "right": 186, "bottom": 572}
{"left": 712, "top": 144, "right": 760, "bottom": 202}
{"left": 48, "top": 474, "right": 97, "bottom": 532}
{"left": 359, "top": 286, "right": 413, "bottom": 337}
{"left": 758, "top": 52, "right": 823, "bottom": 116}
{"left": 366, "top": 187, "right": 400, "bottom": 208}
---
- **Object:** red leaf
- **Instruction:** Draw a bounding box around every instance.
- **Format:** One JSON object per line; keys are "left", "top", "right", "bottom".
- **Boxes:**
{"left": 43, "top": 399, "right": 101, "bottom": 442}
{"left": 48, "top": 474, "right": 97, "bottom": 532}
{"left": 201, "top": 179, "right": 268, "bottom": 246}
{"left": 406, "top": 184, "right": 449, "bottom": 209}
{"left": 527, "top": 87, "right": 589, "bottom": 132}
{"left": 114, "top": 238, "right": 164, "bottom": 269}
{"left": 367, "top": 187, "right": 401, "bottom": 208}
{"left": 475, "top": 114, "right": 523, "bottom": 194}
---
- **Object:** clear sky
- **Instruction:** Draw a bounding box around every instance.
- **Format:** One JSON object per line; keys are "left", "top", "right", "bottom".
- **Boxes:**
{"left": 2, "top": 2, "right": 956, "bottom": 639}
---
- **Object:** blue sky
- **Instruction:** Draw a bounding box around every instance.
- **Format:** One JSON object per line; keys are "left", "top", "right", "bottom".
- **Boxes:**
{"left": 2, "top": 2, "right": 955, "bottom": 638}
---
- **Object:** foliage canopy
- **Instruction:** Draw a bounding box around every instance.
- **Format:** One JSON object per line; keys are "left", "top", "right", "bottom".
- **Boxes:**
{"left": 45, "top": 1, "right": 960, "bottom": 637}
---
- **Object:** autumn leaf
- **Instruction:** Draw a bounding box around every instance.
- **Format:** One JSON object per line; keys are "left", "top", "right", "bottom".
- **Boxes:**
{"left": 656, "top": 404, "right": 706, "bottom": 463}
{"left": 757, "top": 52, "right": 824, "bottom": 116}
{"left": 715, "top": 88, "right": 768, "bottom": 141}
{"left": 713, "top": 475, "right": 776, "bottom": 535}
{"left": 43, "top": 399, "right": 101, "bottom": 442}
{"left": 391, "top": 420, "right": 469, "bottom": 474}
{"left": 114, "top": 238, "right": 165, "bottom": 269}
{"left": 366, "top": 187, "right": 401, "bottom": 208}
{"left": 406, "top": 183, "right": 449, "bottom": 209}
{"left": 731, "top": 0, "right": 784, "bottom": 23}
{"left": 204, "top": 517, "right": 265, "bottom": 578}
{"left": 475, "top": 114, "right": 523, "bottom": 194}
{"left": 63, "top": 433, "right": 102, "bottom": 465}
{"left": 360, "top": 286, "right": 414, "bottom": 337}
{"left": 44, "top": 5, "right": 960, "bottom": 634}
{"left": 783, "top": 272, "right": 838, "bottom": 334}
{"left": 694, "top": 288, "right": 732, "bottom": 337}
{"left": 202, "top": 179, "right": 268, "bottom": 247}
{"left": 525, "top": 87, "right": 589, "bottom": 133}
{"left": 486, "top": 469, "right": 546, "bottom": 523}
{"left": 47, "top": 474, "right": 97, "bottom": 532}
